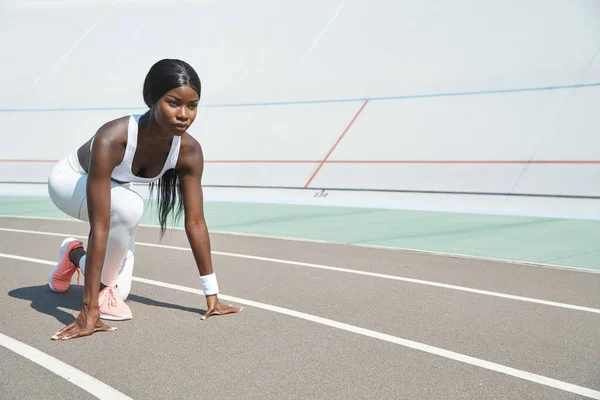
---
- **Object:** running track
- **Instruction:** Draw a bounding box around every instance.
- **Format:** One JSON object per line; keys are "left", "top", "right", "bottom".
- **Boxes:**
{"left": 1, "top": 216, "right": 599, "bottom": 399}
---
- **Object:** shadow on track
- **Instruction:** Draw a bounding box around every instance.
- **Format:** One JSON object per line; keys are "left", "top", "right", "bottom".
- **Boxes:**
{"left": 8, "top": 284, "right": 83, "bottom": 325}
{"left": 8, "top": 285, "right": 206, "bottom": 325}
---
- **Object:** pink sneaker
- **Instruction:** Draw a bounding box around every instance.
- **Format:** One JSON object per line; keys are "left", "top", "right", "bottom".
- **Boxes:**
{"left": 48, "top": 238, "right": 83, "bottom": 293}
{"left": 98, "top": 285, "right": 132, "bottom": 321}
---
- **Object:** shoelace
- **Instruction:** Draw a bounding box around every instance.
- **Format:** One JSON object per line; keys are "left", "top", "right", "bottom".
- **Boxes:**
{"left": 107, "top": 287, "right": 120, "bottom": 308}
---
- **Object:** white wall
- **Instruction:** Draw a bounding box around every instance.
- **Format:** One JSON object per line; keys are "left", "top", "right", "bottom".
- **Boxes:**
{"left": 1, "top": 0, "right": 599, "bottom": 218}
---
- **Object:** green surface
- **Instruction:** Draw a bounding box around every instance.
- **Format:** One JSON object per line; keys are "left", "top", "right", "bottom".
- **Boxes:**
{"left": 1, "top": 195, "right": 599, "bottom": 271}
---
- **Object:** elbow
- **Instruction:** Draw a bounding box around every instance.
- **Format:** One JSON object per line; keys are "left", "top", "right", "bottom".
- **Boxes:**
{"left": 185, "top": 219, "right": 207, "bottom": 234}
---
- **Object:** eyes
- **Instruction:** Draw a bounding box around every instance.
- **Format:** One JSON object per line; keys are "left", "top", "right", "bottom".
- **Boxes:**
{"left": 166, "top": 98, "right": 198, "bottom": 110}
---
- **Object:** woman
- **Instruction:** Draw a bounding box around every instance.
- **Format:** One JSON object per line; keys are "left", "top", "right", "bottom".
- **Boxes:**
{"left": 47, "top": 59, "right": 243, "bottom": 340}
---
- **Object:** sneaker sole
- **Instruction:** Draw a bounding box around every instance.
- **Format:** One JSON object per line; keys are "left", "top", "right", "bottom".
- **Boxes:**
{"left": 48, "top": 237, "right": 79, "bottom": 293}
{"left": 100, "top": 313, "right": 133, "bottom": 321}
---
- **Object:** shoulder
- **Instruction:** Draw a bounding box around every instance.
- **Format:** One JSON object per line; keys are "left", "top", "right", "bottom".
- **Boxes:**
{"left": 93, "top": 116, "right": 130, "bottom": 148}
{"left": 177, "top": 133, "right": 204, "bottom": 174}
{"left": 179, "top": 133, "right": 204, "bottom": 161}
{"left": 87, "top": 116, "right": 130, "bottom": 168}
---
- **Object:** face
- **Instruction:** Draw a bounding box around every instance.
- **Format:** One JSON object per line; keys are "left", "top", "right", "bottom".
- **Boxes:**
{"left": 154, "top": 85, "right": 199, "bottom": 135}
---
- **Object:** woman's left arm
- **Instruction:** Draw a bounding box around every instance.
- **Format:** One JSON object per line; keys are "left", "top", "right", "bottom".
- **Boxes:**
{"left": 179, "top": 137, "right": 243, "bottom": 320}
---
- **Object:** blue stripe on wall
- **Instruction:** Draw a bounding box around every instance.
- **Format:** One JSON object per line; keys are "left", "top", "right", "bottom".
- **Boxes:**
{"left": 1, "top": 82, "right": 598, "bottom": 112}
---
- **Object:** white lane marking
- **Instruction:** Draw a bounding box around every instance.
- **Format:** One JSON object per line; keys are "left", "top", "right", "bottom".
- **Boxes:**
{"left": 0, "top": 333, "right": 132, "bottom": 400}
{"left": 0, "top": 227, "right": 599, "bottom": 315}
{"left": 132, "top": 278, "right": 600, "bottom": 400}
{"left": 0, "top": 215, "right": 76, "bottom": 222}
{"left": 1, "top": 253, "right": 599, "bottom": 399}
{"left": 2, "top": 214, "right": 600, "bottom": 275}
{"left": 206, "top": 229, "right": 600, "bottom": 275}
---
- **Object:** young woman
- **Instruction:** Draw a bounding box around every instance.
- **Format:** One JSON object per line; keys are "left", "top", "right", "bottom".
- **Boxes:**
{"left": 47, "top": 59, "right": 243, "bottom": 340}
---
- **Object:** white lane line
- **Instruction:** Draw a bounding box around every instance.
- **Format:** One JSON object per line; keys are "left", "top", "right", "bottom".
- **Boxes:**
{"left": 0, "top": 333, "right": 132, "bottom": 400}
{"left": 1, "top": 227, "right": 599, "bottom": 315}
{"left": 1, "top": 253, "right": 599, "bottom": 399}
{"left": 3, "top": 214, "right": 600, "bottom": 275}
{"left": 132, "top": 278, "right": 600, "bottom": 400}
{"left": 0, "top": 215, "right": 76, "bottom": 222}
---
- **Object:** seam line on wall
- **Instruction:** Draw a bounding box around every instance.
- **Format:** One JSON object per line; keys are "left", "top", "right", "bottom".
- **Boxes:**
{"left": 304, "top": 100, "right": 369, "bottom": 188}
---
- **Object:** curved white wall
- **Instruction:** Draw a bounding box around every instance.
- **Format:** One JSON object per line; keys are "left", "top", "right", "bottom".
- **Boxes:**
{"left": 1, "top": 0, "right": 599, "bottom": 218}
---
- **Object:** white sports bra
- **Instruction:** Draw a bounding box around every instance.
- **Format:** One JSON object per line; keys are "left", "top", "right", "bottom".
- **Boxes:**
{"left": 90, "top": 114, "right": 181, "bottom": 183}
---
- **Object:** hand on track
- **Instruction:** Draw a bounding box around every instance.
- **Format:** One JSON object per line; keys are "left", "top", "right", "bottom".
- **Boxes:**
{"left": 52, "top": 305, "right": 116, "bottom": 340}
{"left": 201, "top": 295, "right": 244, "bottom": 320}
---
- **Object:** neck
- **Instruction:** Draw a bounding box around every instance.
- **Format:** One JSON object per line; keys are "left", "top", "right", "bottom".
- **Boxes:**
{"left": 139, "top": 110, "right": 173, "bottom": 145}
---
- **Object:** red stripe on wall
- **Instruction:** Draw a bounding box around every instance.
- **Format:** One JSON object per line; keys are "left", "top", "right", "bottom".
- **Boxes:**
{"left": 205, "top": 160, "right": 321, "bottom": 163}
{"left": 323, "top": 160, "right": 600, "bottom": 164}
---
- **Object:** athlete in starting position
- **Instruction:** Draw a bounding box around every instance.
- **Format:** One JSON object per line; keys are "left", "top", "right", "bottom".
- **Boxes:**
{"left": 47, "top": 59, "right": 243, "bottom": 340}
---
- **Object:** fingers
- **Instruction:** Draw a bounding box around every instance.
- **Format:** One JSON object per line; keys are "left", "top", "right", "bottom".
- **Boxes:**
{"left": 52, "top": 325, "right": 116, "bottom": 341}
{"left": 200, "top": 310, "right": 217, "bottom": 320}
{"left": 93, "top": 325, "right": 117, "bottom": 333}
{"left": 222, "top": 305, "right": 244, "bottom": 314}
{"left": 58, "top": 332, "right": 85, "bottom": 341}
{"left": 52, "top": 328, "right": 87, "bottom": 341}
{"left": 51, "top": 321, "right": 83, "bottom": 340}
{"left": 51, "top": 324, "right": 75, "bottom": 340}
{"left": 51, "top": 312, "right": 116, "bottom": 341}
{"left": 201, "top": 303, "right": 244, "bottom": 320}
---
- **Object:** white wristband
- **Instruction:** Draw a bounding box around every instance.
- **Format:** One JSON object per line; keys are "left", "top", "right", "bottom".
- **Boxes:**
{"left": 200, "top": 273, "right": 219, "bottom": 296}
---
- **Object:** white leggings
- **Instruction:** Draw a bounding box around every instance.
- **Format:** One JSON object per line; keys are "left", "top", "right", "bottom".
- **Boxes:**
{"left": 47, "top": 151, "right": 144, "bottom": 300}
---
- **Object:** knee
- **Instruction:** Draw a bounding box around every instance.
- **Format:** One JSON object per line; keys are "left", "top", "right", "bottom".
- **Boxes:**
{"left": 111, "top": 189, "right": 144, "bottom": 229}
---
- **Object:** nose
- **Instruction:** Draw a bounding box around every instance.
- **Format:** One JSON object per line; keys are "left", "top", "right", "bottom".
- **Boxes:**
{"left": 176, "top": 107, "right": 188, "bottom": 122}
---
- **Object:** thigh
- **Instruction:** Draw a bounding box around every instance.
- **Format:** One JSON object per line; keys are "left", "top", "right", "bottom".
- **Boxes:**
{"left": 47, "top": 157, "right": 89, "bottom": 221}
{"left": 79, "top": 182, "right": 145, "bottom": 226}
{"left": 49, "top": 157, "right": 144, "bottom": 223}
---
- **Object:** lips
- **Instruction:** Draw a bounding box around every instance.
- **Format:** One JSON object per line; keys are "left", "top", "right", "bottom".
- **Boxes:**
{"left": 173, "top": 123, "right": 188, "bottom": 131}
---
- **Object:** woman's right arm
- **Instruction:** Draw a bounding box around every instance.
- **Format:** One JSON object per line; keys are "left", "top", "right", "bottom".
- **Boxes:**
{"left": 52, "top": 122, "right": 125, "bottom": 340}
